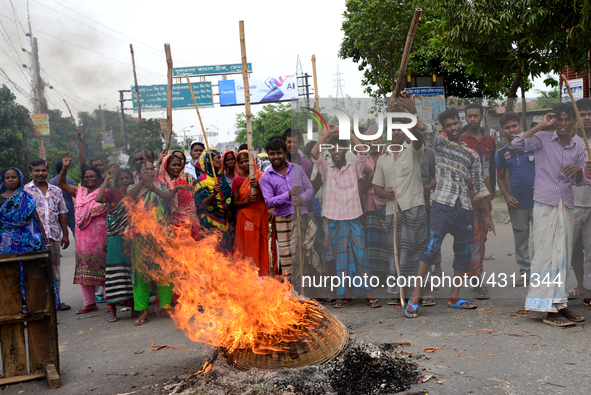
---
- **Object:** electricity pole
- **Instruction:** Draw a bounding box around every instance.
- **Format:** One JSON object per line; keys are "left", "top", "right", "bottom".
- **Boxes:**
{"left": 119, "top": 89, "right": 131, "bottom": 151}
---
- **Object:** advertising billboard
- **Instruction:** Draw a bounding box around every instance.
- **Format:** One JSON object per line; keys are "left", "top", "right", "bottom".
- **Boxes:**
{"left": 218, "top": 75, "right": 297, "bottom": 106}
{"left": 32, "top": 113, "right": 50, "bottom": 136}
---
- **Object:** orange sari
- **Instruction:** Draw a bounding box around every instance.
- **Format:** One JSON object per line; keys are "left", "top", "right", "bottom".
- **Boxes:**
{"left": 233, "top": 170, "right": 269, "bottom": 276}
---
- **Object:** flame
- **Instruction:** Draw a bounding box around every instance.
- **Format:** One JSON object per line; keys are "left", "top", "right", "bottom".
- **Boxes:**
{"left": 124, "top": 201, "right": 323, "bottom": 355}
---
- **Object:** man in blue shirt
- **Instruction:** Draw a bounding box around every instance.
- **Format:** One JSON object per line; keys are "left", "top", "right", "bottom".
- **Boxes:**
{"left": 49, "top": 161, "right": 76, "bottom": 238}
{"left": 496, "top": 112, "right": 535, "bottom": 284}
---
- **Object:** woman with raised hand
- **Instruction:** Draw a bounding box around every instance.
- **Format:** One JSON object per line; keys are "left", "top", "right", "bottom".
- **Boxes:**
{"left": 95, "top": 167, "right": 134, "bottom": 322}
{"left": 126, "top": 160, "right": 173, "bottom": 325}
{"left": 156, "top": 153, "right": 200, "bottom": 240}
{"left": 58, "top": 152, "right": 108, "bottom": 315}
{"left": 231, "top": 150, "right": 270, "bottom": 276}
{"left": 194, "top": 148, "right": 234, "bottom": 252}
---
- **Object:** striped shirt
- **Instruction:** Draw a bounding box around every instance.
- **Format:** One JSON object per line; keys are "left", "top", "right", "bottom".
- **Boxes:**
{"left": 512, "top": 130, "right": 586, "bottom": 209}
{"left": 312, "top": 153, "right": 368, "bottom": 220}
{"left": 422, "top": 124, "right": 489, "bottom": 210}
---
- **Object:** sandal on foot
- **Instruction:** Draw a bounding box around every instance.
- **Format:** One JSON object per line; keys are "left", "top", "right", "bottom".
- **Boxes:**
{"left": 421, "top": 296, "right": 436, "bottom": 306}
{"left": 543, "top": 316, "right": 576, "bottom": 327}
{"left": 388, "top": 298, "right": 401, "bottom": 305}
{"left": 475, "top": 286, "right": 489, "bottom": 300}
{"left": 559, "top": 309, "right": 585, "bottom": 323}
{"left": 405, "top": 301, "right": 419, "bottom": 318}
{"left": 584, "top": 299, "right": 591, "bottom": 310}
{"left": 134, "top": 316, "right": 150, "bottom": 326}
{"left": 76, "top": 304, "right": 98, "bottom": 315}
{"left": 448, "top": 299, "right": 477, "bottom": 309}
{"left": 568, "top": 288, "right": 581, "bottom": 300}
{"left": 334, "top": 299, "right": 354, "bottom": 308}
{"left": 107, "top": 315, "right": 118, "bottom": 322}
{"left": 366, "top": 299, "right": 382, "bottom": 308}
{"left": 315, "top": 297, "right": 338, "bottom": 305}
{"left": 515, "top": 276, "right": 528, "bottom": 286}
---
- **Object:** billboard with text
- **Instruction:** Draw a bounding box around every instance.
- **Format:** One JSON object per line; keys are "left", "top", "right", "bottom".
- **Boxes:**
{"left": 218, "top": 75, "right": 297, "bottom": 106}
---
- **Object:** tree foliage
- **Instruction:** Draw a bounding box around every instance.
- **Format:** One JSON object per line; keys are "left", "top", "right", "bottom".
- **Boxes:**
{"left": 0, "top": 85, "right": 39, "bottom": 175}
{"left": 431, "top": 0, "right": 591, "bottom": 110}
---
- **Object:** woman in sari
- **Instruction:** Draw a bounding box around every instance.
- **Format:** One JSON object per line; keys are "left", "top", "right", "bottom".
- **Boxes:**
{"left": 157, "top": 154, "right": 200, "bottom": 239}
{"left": 95, "top": 167, "right": 134, "bottom": 322}
{"left": 222, "top": 149, "right": 238, "bottom": 185}
{"left": 231, "top": 151, "right": 270, "bottom": 276}
{"left": 58, "top": 152, "right": 108, "bottom": 315}
{"left": 127, "top": 160, "right": 173, "bottom": 325}
{"left": 156, "top": 150, "right": 196, "bottom": 187}
{"left": 194, "top": 148, "right": 234, "bottom": 252}
{"left": 0, "top": 167, "right": 45, "bottom": 254}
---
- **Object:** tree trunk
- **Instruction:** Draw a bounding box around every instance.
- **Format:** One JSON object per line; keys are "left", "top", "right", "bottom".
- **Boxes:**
{"left": 520, "top": 77, "right": 527, "bottom": 131}
{"left": 506, "top": 68, "right": 523, "bottom": 113}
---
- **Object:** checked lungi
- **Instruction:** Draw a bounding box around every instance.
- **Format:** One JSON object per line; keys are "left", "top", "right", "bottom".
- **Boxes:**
{"left": 364, "top": 207, "right": 390, "bottom": 273}
{"left": 329, "top": 218, "right": 371, "bottom": 297}
{"left": 386, "top": 205, "right": 428, "bottom": 293}
{"left": 467, "top": 203, "right": 488, "bottom": 278}
{"left": 275, "top": 213, "right": 321, "bottom": 292}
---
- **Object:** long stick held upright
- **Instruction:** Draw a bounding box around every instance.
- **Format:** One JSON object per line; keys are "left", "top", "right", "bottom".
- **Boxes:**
{"left": 63, "top": 99, "right": 76, "bottom": 128}
{"left": 239, "top": 21, "right": 256, "bottom": 195}
{"left": 130, "top": 44, "right": 146, "bottom": 160}
{"left": 164, "top": 43, "right": 173, "bottom": 154}
{"left": 562, "top": 74, "right": 591, "bottom": 156}
{"left": 311, "top": 55, "right": 321, "bottom": 134}
{"left": 186, "top": 75, "right": 215, "bottom": 172}
{"left": 392, "top": 9, "right": 422, "bottom": 98}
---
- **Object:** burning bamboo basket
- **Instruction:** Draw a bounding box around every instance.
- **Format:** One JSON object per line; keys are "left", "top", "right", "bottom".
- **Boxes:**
{"left": 222, "top": 300, "right": 349, "bottom": 370}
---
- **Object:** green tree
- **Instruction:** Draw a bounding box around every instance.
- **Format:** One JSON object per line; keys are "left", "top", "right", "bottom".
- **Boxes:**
{"left": 235, "top": 104, "right": 303, "bottom": 149}
{"left": 339, "top": 0, "right": 499, "bottom": 101}
{"left": 431, "top": 0, "right": 591, "bottom": 111}
{"left": 0, "top": 85, "right": 39, "bottom": 175}
{"left": 535, "top": 88, "right": 560, "bottom": 110}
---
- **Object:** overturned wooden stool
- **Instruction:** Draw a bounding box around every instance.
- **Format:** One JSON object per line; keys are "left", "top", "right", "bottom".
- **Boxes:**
{"left": 0, "top": 250, "right": 60, "bottom": 389}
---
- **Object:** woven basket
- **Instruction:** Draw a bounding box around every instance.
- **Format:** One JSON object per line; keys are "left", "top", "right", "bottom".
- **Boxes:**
{"left": 222, "top": 300, "right": 349, "bottom": 370}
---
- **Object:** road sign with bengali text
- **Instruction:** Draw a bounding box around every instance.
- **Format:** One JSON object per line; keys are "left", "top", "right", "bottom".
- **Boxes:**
{"left": 131, "top": 82, "right": 213, "bottom": 111}
{"left": 173, "top": 63, "right": 252, "bottom": 77}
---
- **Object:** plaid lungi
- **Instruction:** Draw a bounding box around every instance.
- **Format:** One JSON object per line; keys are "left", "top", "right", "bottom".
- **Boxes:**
{"left": 364, "top": 207, "right": 390, "bottom": 273}
{"left": 329, "top": 218, "right": 371, "bottom": 297}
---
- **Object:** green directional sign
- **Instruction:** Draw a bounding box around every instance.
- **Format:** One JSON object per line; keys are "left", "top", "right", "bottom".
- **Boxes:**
{"left": 173, "top": 63, "right": 252, "bottom": 77}
{"left": 131, "top": 82, "right": 213, "bottom": 111}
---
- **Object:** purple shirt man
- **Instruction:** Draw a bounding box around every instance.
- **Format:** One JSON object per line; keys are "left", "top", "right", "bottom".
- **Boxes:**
{"left": 260, "top": 161, "right": 314, "bottom": 217}
{"left": 512, "top": 130, "right": 586, "bottom": 209}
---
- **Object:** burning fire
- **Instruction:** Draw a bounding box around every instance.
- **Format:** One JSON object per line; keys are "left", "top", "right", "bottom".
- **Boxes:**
{"left": 124, "top": 201, "right": 325, "bottom": 356}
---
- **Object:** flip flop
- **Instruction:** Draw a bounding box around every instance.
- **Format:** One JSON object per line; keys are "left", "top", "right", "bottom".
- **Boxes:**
{"left": 559, "top": 310, "right": 585, "bottom": 323}
{"left": 366, "top": 299, "right": 382, "bottom": 308}
{"left": 334, "top": 299, "right": 354, "bottom": 308}
{"left": 475, "top": 286, "right": 489, "bottom": 300}
{"left": 543, "top": 317, "right": 576, "bottom": 327}
{"left": 388, "top": 298, "right": 401, "bottom": 305}
{"left": 107, "top": 315, "right": 118, "bottom": 322}
{"left": 134, "top": 316, "right": 150, "bottom": 326}
{"left": 421, "top": 296, "right": 436, "bottom": 306}
{"left": 405, "top": 301, "right": 419, "bottom": 318}
{"left": 75, "top": 305, "right": 98, "bottom": 315}
{"left": 584, "top": 300, "right": 591, "bottom": 310}
{"left": 448, "top": 299, "right": 477, "bottom": 309}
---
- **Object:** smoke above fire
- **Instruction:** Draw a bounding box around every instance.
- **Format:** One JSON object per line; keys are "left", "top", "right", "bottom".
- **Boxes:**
{"left": 124, "top": 201, "right": 316, "bottom": 355}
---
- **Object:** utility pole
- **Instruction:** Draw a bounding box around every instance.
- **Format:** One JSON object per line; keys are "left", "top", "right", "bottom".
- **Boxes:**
{"left": 296, "top": 55, "right": 311, "bottom": 107}
{"left": 119, "top": 89, "right": 131, "bottom": 151}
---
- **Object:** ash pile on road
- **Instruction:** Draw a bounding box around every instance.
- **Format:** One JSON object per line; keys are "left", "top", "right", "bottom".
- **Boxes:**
{"left": 161, "top": 341, "right": 420, "bottom": 395}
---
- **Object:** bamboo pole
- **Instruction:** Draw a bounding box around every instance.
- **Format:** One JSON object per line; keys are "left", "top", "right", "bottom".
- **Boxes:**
{"left": 392, "top": 201, "right": 405, "bottom": 309}
{"left": 296, "top": 206, "right": 304, "bottom": 296}
{"left": 164, "top": 43, "right": 173, "bottom": 154}
{"left": 130, "top": 44, "right": 147, "bottom": 160}
{"left": 562, "top": 74, "right": 591, "bottom": 155}
{"left": 392, "top": 9, "right": 422, "bottom": 99}
{"left": 239, "top": 21, "right": 256, "bottom": 196}
{"left": 62, "top": 99, "right": 76, "bottom": 128}
{"left": 186, "top": 75, "right": 215, "bottom": 173}
{"left": 311, "top": 55, "right": 321, "bottom": 135}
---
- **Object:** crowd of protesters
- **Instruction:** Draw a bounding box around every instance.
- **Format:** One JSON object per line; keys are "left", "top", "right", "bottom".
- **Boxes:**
{"left": 1, "top": 92, "right": 591, "bottom": 328}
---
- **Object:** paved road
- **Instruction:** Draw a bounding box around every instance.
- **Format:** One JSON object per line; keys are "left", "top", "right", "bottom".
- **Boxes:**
{"left": 3, "top": 200, "right": 589, "bottom": 394}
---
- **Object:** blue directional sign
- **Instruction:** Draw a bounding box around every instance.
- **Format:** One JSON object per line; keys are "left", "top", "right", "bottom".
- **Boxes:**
{"left": 173, "top": 63, "right": 252, "bottom": 77}
{"left": 131, "top": 82, "right": 213, "bottom": 111}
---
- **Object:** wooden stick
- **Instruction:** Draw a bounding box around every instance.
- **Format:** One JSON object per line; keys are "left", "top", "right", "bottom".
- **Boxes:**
{"left": 164, "top": 43, "right": 173, "bottom": 154}
{"left": 296, "top": 205, "right": 304, "bottom": 296}
{"left": 392, "top": 201, "right": 405, "bottom": 309}
{"left": 561, "top": 74, "right": 591, "bottom": 155}
{"left": 186, "top": 75, "right": 215, "bottom": 173}
{"left": 392, "top": 9, "right": 422, "bottom": 99}
{"left": 62, "top": 99, "right": 76, "bottom": 128}
{"left": 130, "top": 44, "right": 146, "bottom": 160}
{"left": 239, "top": 21, "right": 256, "bottom": 195}
{"left": 311, "top": 55, "right": 321, "bottom": 134}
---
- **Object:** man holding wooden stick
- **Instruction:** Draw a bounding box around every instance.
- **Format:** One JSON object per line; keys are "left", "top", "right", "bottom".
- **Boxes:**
{"left": 373, "top": 95, "right": 432, "bottom": 311}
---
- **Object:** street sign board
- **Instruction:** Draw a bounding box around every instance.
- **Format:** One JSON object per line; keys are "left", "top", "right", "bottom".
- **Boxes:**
{"left": 173, "top": 63, "right": 252, "bottom": 77}
{"left": 131, "top": 82, "right": 214, "bottom": 111}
